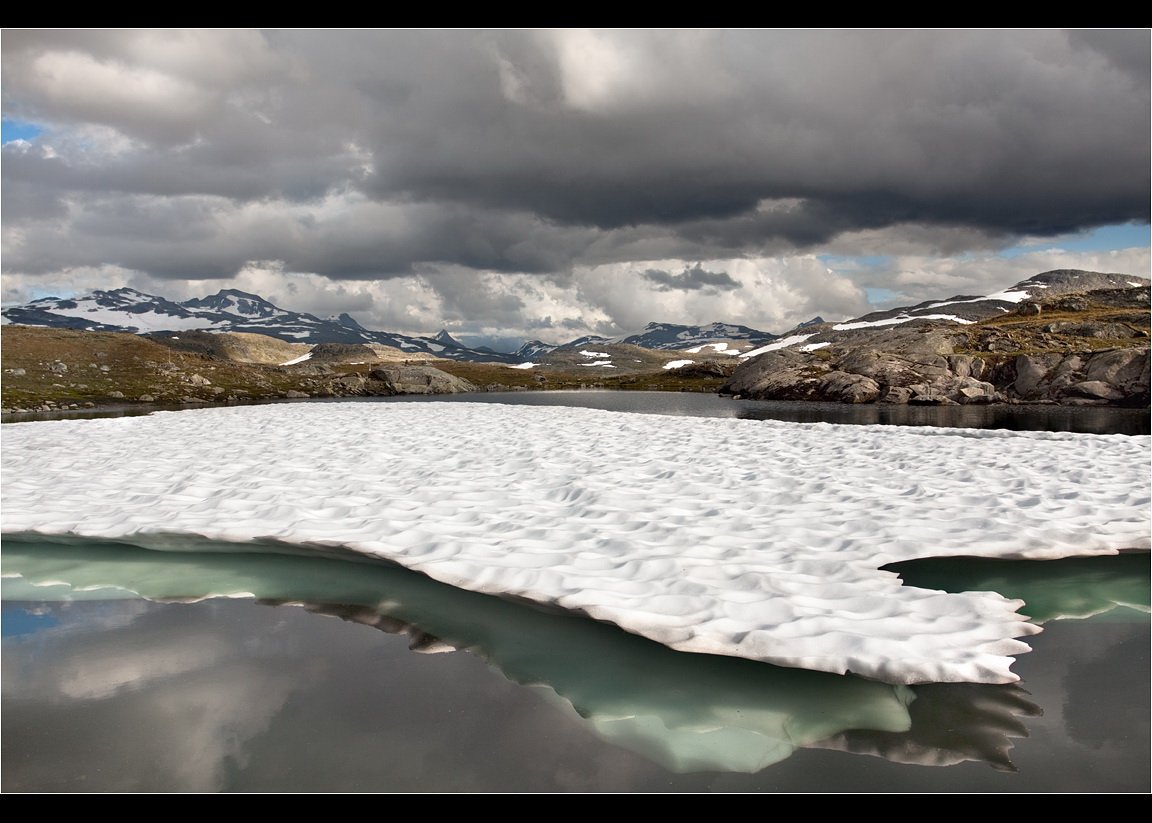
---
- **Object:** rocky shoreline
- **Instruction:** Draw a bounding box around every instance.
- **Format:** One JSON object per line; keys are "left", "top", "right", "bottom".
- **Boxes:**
{"left": 722, "top": 336, "right": 1149, "bottom": 407}
{"left": 721, "top": 276, "right": 1149, "bottom": 408}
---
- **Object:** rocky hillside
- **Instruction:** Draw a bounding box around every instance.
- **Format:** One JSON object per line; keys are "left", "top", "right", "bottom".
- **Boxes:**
{"left": 722, "top": 270, "right": 1149, "bottom": 407}
{"left": 0, "top": 326, "right": 732, "bottom": 415}
{"left": 0, "top": 327, "right": 476, "bottom": 414}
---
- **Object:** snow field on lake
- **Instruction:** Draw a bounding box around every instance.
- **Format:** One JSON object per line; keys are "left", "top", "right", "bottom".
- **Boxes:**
{"left": 2, "top": 402, "right": 1147, "bottom": 685}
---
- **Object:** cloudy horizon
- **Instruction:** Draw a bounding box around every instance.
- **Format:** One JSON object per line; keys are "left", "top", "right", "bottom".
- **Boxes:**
{"left": 2, "top": 29, "right": 1148, "bottom": 348}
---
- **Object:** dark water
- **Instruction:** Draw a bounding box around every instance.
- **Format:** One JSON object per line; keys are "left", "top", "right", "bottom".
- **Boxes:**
{"left": 2, "top": 392, "right": 1149, "bottom": 792}
{"left": 7, "top": 391, "right": 1149, "bottom": 434}
{"left": 363, "top": 390, "right": 1152, "bottom": 435}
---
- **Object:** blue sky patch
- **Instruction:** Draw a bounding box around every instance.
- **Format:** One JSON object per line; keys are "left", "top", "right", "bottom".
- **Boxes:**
{"left": 2, "top": 118, "right": 44, "bottom": 145}
{"left": 1002, "top": 223, "right": 1151, "bottom": 257}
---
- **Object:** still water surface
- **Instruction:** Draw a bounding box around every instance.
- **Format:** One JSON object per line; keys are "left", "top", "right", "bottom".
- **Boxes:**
{"left": 2, "top": 393, "right": 1148, "bottom": 792}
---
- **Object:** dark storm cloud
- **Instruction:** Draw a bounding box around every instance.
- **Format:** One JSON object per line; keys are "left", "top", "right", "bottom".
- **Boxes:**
{"left": 2, "top": 29, "right": 1148, "bottom": 285}
{"left": 1066, "top": 29, "right": 1151, "bottom": 87}
{"left": 642, "top": 264, "right": 740, "bottom": 292}
{"left": 1, "top": 137, "right": 353, "bottom": 208}
{"left": 2, "top": 190, "right": 604, "bottom": 280}
{"left": 351, "top": 29, "right": 1149, "bottom": 239}
{"left": 0, "top": 175, "right": 68, "bottom": 222}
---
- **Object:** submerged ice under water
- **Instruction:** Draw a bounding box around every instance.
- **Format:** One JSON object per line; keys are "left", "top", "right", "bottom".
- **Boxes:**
{"left": 6, "top": 534, "right": 1143, "bottom": 781}
{"left": 3, "top": 401, "right": 1148, "bottom": 685}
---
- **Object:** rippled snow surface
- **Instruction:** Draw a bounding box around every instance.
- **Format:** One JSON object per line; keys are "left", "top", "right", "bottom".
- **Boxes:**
{"left": 3, "top": 402, "right": 1148, "bottom": 685}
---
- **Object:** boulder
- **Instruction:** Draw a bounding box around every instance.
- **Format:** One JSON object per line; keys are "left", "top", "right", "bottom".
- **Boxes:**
{"left": 819, "top": 371, "right": 881, "bottom": 404}
{"left": 1012, "top": 354, "right": 1063, "bottom": 398}
{"left": 1084, "top": 348, "right": 1148, "bottom": 388}
{"left": 329, "top": 374, "right": 367, "bottom": 395}
{"left": 879, "top": 386, "right": 913, "bottom": 404}
{"left": 367, "top": 366, "right": 476, "bottom": 396}
{"left": 947, "top": 355, "right": 986, "bottom": 380}
{"left": 954, "top": 378, "right": 997, "bottom": 404}
{"left": 1062, "top": 381, "right": 1125, "bottom": 401}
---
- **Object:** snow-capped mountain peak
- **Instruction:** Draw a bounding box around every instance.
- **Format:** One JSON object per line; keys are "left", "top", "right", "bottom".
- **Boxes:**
{"left": 182, "top": 289, "right": 287, "bottom": 319}
{"left": 588, "top": 321, "right": 779, "bottom": 351}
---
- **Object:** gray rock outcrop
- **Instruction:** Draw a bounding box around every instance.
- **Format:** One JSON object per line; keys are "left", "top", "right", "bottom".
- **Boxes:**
{"left": 723, "top": 272, "right": 1148, "bottom": 407}
{"left": 321, "top": 365, "right": 477, "bottom": 397}
{"left": 367, "top": 366, "right": 476, "bottom": 395}
{"left": 723, "top": 329, "right": 1148, "bottom": 407}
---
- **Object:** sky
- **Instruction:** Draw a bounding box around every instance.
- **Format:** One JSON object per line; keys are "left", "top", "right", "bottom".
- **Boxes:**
{"left": 2, "top": 29, "right": 1149, "bottom": 349}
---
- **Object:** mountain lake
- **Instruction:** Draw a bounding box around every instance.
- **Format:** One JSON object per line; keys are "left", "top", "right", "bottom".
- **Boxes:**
{"left": 2, "top": 392, "right": 1148, "bottom": 792}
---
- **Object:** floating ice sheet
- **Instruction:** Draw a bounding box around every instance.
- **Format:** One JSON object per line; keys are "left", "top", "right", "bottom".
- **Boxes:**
{"left": 3, "top": 403, "right": 1148, "bottom": 685}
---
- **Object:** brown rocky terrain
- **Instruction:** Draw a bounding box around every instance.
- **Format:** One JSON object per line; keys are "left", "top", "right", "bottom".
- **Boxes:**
{"left": 0, "top": 327, "right": 473, "bottom": 414}
{"left": 0, "top": 327, "right": 729, "bottom": 415}
{"left": 722, "top": 278, "right": 1149, "bottom": 407}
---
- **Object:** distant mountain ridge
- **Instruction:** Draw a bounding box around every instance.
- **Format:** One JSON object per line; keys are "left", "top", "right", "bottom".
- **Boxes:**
{"left": 0, "top": 287, "right": 523, "bottom": 364}
{"left": 514, "top": 321, "right": 780, "bottom": 359}
{"left": 4, "top": 270, "right": 1146, "bottom": 370}
{"left": 2, "top": 287, "right": 784, "bottom": 363}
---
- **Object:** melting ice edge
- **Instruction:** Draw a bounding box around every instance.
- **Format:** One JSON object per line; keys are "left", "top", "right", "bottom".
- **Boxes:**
{"left": 3, "top": 402, "right": 1148, "bottom": 685}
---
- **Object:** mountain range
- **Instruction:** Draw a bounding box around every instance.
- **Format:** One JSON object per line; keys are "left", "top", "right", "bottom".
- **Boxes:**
{"left": 0, "top": 287, "right": 522, "bottom": 363}
{"left": 2, "top": 269, "right": 1148, "bottom": 412}
{"left": 3, "top": 269, "right": 1147, "bottom": 368}
{"left": 1, "top": 286, "right": 785, "bottom": 362}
